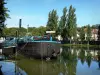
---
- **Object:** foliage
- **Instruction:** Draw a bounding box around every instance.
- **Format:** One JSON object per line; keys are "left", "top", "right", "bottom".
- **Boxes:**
{"left": 58, "top": 7, "right": 67, "bottom": 40}
{"left": 80, "top": 27, "right": 85, "bottom": 41}
{"left": 46, "top": 9, "right": 58, "bottom": 37}
{"left": 67, "top": 5, "right": 77, "bottom": 41}
{"left": 58, "top": 5, "right": 77, "bottom": 41}
{"left": 0, "top": 0, "right": 10, "bottom": 37}
{"left": 3, "top": 27, "right": 18, "bottom": 37}
{"left": 86, "top": 24, "right": 91, "bottom": 41}
{"left": 98, "top": 25, "right": 100, "bottom": 40}
{"left": 3, "top": 26, "right": 46, "bottom": 37}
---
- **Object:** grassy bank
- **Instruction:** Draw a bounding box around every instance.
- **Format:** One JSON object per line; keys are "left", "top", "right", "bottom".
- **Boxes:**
{"left": 62, "top": 44, "right": 100, "bottom": 48}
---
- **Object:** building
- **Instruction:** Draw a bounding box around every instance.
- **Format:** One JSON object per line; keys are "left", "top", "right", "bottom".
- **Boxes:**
{"left": 83, "top": 28, "right": 98, "bottom": 41}
{"left": 91, "top": 29, "right": 98, "bottom": 41}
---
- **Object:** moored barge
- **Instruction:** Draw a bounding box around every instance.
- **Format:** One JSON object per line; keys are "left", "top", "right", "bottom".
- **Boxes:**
{"left": 17, "top": 35, "right": 61, "bottom": 58}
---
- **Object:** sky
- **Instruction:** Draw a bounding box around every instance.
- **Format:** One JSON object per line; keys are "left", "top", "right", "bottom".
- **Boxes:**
{"left": 5, "top": 0, "right": 100, "bottom": 28}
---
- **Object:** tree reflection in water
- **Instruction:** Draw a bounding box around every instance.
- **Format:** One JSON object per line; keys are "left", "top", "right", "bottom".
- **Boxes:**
{"left": 86, "top": 51, "right": 92, "bottom": 68}
{"left": 78, "top": 48, "right": 85, "bottom": 64}
{"left": 57, "top": 46, "right": 77, "bottom": 75}
{"left": 58, "top": 46, "right": 100, "bottom": 75}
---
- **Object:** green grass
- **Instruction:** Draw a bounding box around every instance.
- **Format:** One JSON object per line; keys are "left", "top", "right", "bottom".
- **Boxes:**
{"left": 62, "top": 44, "right": 100, "bottom": 48}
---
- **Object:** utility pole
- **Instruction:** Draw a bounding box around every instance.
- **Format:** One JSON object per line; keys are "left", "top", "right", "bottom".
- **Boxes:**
{"left": 27, "top": 24, "right": 29, "bottom": 33}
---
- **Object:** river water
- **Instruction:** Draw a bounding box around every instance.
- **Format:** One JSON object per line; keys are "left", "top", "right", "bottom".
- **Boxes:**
{"left": 0, "top": 46, "right": 100, "bottom": 75}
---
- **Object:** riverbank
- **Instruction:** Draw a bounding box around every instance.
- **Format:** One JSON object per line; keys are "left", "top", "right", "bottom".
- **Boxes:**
{"left": 62, "top": 44, "right": 100, "bottom": 48}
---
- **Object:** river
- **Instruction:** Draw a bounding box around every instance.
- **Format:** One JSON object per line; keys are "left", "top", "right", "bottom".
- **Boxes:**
{"left": 0, "top": 46, "right": 100, "bottom": 75}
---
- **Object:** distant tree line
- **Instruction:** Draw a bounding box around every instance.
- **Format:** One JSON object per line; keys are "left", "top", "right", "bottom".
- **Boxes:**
{"left": 3, "top": 26, "right": 46, "bottom": 37}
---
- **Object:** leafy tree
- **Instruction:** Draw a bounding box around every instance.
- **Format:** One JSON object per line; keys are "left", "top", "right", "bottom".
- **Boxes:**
{"left": 46, "top": 9, "right": 58, "bottom": 37}
{"left": 29, "top": 26, "right": 46, "bottom": 36}
{"left": 4, "top": 27, "right": 18, "bottom": 37}
{"left": 3, "top": 26, "right": 46, "bottom": 37}
{"left": 92, "top": 24, "right": 100, "bottom": 29}
{"left": 66, "top": 5, "right": 77, "bottom": 42}
{"left": 86, "top": 24, "right": 91, "bottom": 41}
{"left": 98, "top": 25, "right": 100, "bottom": 41}
{"left": 58, "top": 5, "right": 77, "bottom": 42}
{"left": 58, "top": 7, "right": 67, "bottom": 40}
{"left": 0, "top": 0, "right": 9, "bottom": 37}
{"left": 80, "top": 27, "right": 85, "bottom": 41}
{"left": 19, "top": 27, "right": 27, "bottom": 36}
{"left": 38, "top": 26, "right": 46, "bottom": 36}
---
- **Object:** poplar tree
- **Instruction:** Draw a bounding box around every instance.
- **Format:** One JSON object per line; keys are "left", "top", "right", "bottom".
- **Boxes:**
{"left": 46, "top": 9, "right": 58, "bottom": 31}
{"left": 80, "top": 27, "right": 85, "bottom": 41}
{"left": 67, "top": 5, "right": 77, "bottom": 42}
{"left": 86, "top": 24, "right": 91, "bottom": 41}
{"left": 58, "top": 7, "right": 67, "bottom": 40}
{"left": 46, "top": 9, "right": 58, "bottom": 37}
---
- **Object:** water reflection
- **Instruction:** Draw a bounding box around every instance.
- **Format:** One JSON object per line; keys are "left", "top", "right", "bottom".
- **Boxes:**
{"left": 57, "top": 46, "right": 100, "bottom": 75}
{"left": 16, "top": 46, "right": 100, "bottom": 75}
{"left": 97, "top": 51, "right": 100, "bottom": 69}
{"left": 0, "top": 61, "right": 27, "bottom": 75}
{"left": 86, "top": 51, "right": 92, "bottom": 68}
{"left": 57, "top": 47, "right": 77, "bottom": 75}
{"left": 1, "top": 46, "right": 100, "bottom": 75}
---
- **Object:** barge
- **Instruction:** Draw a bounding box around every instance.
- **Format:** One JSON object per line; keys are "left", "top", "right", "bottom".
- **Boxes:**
{"left": 17, "top": 35, "right": 61, "bottom": 58}
{"left": 2, "top": 35, "right": 61, "bottom": 59}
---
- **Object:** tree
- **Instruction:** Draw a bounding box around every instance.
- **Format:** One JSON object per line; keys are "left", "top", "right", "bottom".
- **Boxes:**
{"left": 80, "top": 27, "right": 85, "bottom": 41}
{"left": 46, "top": 9, "right": 58, "bottom": 37}
{"left": 86, "top": 24, "right": 91, "bottom": 41}
{"left": 98, "top": 25, "right": 100, "bottom": 41}
{"left": 66, "top": 5, "right": 77, "bottom": 42}
{"left": 3, "top": 26, "right": 46, "bottom": 37}
{"left": 38, "top": 26, "right": 46, "bottom": 36}
{"left": 58, "top": 7, "right": 67, "bottom": 40}
{"left": 0, "top": 0, "right": 9, "bottom": 37}
{"left": 57, "top": 5, "right": 77, "bottom": 42}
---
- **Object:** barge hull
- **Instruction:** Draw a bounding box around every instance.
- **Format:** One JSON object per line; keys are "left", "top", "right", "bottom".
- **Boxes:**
{"left": 18, "top": 42, "right": 60, "bottom": 58}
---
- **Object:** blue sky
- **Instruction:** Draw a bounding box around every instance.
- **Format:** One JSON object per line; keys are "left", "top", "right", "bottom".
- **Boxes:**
{"left": 5, "top": 0, "right": 100, "bottom": 28}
